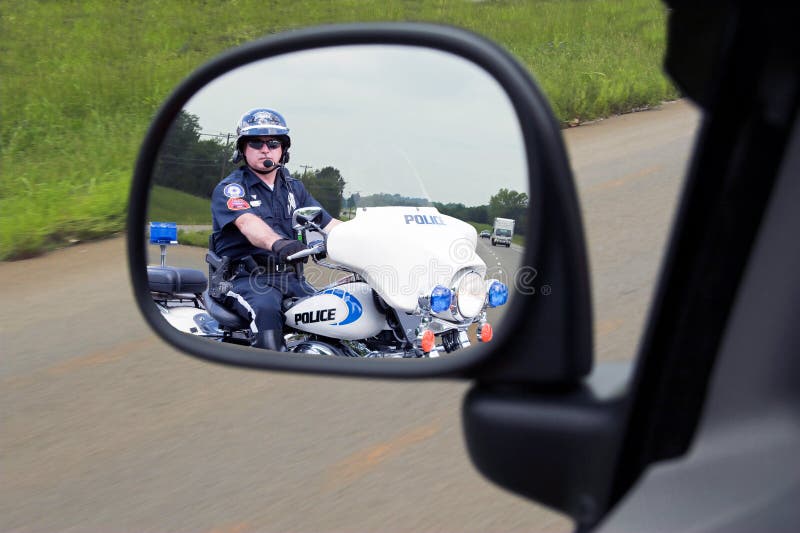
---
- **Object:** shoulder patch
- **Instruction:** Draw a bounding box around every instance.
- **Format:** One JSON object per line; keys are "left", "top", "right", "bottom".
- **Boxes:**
{"left": 223, "top": 183, "right": 245, "bottom": 198}
{"left": 227, "top": 197, "right": 251, "bottom": 211}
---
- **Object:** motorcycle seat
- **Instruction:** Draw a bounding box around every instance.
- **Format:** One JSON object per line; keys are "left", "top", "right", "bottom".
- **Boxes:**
{"left": 148, "top": 266, "right": 207, "bottom": 295}
{"left": 202, "top": 290, "right": 250, "bottom": 330}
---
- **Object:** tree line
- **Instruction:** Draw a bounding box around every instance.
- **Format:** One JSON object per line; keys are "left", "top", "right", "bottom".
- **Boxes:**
{"left": 152, "top": 111, "right": 346, "bottom": 216}
{"left": 153, "top": 111, "right": 527, "bottom": 232}
{"left": 348, "top": 191, "right": 528, "bottom": 234}
{"left": 433, "top": 188, "right": 529, "bottom": 235}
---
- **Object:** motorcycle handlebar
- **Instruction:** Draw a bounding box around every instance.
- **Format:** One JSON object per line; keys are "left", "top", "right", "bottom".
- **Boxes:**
{"left": 287, "top": 243, "right": 326, "bottom": 262}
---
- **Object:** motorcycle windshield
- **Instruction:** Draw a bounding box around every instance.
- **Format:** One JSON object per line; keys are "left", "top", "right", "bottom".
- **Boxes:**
{"left": 326, "top": 206, "right": 486, "bottom": 313}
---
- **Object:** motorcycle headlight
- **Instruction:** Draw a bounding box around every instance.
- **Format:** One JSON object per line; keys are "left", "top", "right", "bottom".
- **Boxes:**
{"left": 454, "top": 271, "right": 486, "bottom": 319}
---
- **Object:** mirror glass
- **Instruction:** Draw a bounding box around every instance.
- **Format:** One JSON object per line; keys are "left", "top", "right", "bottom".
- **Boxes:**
{"left": 145, "top": 44, "right": 528, "bottom": 358}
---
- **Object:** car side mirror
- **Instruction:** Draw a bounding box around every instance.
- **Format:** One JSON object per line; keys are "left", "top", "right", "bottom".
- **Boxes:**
{"left": 127, "top": 23, "right": 592, "bottom": 384}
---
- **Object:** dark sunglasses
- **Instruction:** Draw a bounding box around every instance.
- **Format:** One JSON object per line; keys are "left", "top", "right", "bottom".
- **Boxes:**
{"left": 246, "top": 139, "right": 282, "bottom": 150}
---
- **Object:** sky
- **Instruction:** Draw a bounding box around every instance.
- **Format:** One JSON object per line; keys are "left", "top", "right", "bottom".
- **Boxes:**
{"left": 183, "top": 45, "right": 528, "bottom": 206}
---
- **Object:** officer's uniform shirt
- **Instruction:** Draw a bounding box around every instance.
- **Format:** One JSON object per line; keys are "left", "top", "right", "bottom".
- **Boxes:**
{"left": 211, "top": 166, "right": 333, "bottom": 261}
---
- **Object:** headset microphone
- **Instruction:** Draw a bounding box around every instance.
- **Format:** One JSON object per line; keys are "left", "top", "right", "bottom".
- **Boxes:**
{"left": 250, "top": 159, "right": 282, "bottom": 175}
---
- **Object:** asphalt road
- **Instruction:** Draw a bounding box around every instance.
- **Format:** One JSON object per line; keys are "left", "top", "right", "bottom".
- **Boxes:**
{"left": 1, "top": 100, "right": 700, "bottom": 532}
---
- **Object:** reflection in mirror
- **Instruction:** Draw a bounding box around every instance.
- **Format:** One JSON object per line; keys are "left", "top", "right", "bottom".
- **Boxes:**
{"left": 146, "top": 44, "right": 528, "bottom": 358}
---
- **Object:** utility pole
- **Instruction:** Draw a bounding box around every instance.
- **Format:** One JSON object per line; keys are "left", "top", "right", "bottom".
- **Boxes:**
{"left": 198, "top": 131, "right": 234, "bottom": 179}
{"left": 345, "top": 190, "right": 361, "bottom": 220}
{"left": 219, "top": 133, "right": 231, "bottom": 179}
{"left": 299, "top": 164, "right": 313, "bottom": 179}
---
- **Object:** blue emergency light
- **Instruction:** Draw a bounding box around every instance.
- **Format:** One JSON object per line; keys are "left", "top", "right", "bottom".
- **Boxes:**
{"left": 488, "top": 281, "right": 509, "bottom": 307}
{"left": 149, "top": 222, "right": 178, "bottom": 245}
{"left": 430, "top": 285, "right": 453, "bottom": 313}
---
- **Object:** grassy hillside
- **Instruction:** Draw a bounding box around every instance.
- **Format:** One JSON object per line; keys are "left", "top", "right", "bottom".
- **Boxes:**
{"left": 148, "top": 186, "right": 212, "bottom": 225}
{"left": 0, "top": 0, "right": 677, "bottom": 260}
{"left": 148, "top": 186, "right": 212, "bottom": 247}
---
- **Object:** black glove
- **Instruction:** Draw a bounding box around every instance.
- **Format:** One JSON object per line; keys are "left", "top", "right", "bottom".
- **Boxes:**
{"left": 271, "top": 238, "right": 309, "bottom": 263}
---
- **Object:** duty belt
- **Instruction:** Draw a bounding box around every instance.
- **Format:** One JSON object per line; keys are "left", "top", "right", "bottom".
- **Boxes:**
{"left": 233, "top": 255, "right": 295, "bottom": 276}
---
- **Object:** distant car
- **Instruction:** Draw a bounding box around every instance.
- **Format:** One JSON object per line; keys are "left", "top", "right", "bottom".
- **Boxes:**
{"left": 480, "top": 230, "right": 490, "bottom": 238}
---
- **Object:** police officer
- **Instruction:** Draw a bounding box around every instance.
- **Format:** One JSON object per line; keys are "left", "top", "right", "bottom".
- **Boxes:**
{"left": 210, "top": 108, "right": 340, "bottom": 351}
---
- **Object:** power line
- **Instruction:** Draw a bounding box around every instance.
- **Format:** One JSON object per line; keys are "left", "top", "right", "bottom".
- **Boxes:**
{"left": 198, "top": 132, "right": 235, "bottom": 140}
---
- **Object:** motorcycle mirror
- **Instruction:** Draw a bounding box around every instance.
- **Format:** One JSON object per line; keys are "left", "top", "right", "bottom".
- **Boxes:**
{"left": 292, "top": 207, "right": 323, "bottom": 229}
{"left": 128, "top": 23, "right": 592, "bottom": 383}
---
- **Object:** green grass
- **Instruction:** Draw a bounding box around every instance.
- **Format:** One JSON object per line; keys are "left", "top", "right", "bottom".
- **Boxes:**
{"left": 149, "top": 186, "right": 211, "bottom": 247}
{"left": 177, "top": 229, "right": 212, "bottom": 248}
{"left": 148, "top": 186, "right": 212, "bottom": 225}
{"left": 1, "top": 0, "right": 675, "bottom": 260}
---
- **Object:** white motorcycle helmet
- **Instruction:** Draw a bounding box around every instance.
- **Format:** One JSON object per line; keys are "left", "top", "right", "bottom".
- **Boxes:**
{"left": 230, "top": 107, "right": 291, "bottom": 164}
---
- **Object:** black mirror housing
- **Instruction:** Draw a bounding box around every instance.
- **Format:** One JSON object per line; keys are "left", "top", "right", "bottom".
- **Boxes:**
{"left": 127, "top": 22, "right": 592, "bottom": 384}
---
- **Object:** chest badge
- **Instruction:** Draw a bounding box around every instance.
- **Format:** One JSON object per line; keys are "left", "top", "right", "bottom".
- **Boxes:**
{"left": 223, "top": 184, "right": 245, "bottom": 198}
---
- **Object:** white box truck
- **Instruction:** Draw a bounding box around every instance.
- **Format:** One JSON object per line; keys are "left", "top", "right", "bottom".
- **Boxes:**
{"left": 492, "top": 217, "right": 515, "bottom": 247}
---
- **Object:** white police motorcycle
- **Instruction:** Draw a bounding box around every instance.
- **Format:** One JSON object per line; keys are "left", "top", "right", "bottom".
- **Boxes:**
{"left": 148, "top": 206, "right": 509, "bottom": 358}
